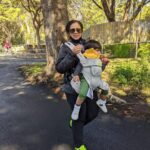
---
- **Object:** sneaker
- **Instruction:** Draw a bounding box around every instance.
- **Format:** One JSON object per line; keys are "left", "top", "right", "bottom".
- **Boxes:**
{"left": 96, "top": 99, "right": 108, "bottom": 113}
{"left": 71, "top": 105, "right": 81, "bottom": 120}
{"left": 69, "top": 118, "right": 73, "bottom": 128}
{"left": 74, "top": 144, "right": 87, "bottom": 150}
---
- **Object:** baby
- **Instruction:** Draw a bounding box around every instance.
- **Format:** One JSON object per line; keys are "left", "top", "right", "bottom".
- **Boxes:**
{"left": 67, "top": 40, "right": 110, "bottom": 120}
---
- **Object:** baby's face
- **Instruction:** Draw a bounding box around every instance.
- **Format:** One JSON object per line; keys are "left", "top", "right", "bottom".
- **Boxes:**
{"left": 95, "top": 48, "right": 101, "bottom": 55}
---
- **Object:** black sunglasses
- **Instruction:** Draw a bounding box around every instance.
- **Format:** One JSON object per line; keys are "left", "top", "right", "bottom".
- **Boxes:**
{"left": 69, "top": 28, "right": 82, "bottom": 33}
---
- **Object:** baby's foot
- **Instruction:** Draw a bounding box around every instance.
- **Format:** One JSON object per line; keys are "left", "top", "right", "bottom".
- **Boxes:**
{"left": 71, "top": 105, "right": 81, "bottom": 120}
{"left": 96, "top": 99, "right": 108, "bottom": 113}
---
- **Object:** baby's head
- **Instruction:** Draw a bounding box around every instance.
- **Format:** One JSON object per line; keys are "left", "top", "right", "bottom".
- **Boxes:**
{"left": 84, "top": 40, "right": 102, "bottom": 52}
{"left": 83, "top": 40, "right": 102, "bottom": 59}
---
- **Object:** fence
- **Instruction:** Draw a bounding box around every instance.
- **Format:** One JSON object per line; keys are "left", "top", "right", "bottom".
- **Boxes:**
{"left": 83, "top": 20, "right": 150, "bottom": 45}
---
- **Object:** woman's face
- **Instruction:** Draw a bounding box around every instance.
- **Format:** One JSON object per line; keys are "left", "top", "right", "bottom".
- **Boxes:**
{"left": 69, "top": 22, "right": 82, "bottom": 40}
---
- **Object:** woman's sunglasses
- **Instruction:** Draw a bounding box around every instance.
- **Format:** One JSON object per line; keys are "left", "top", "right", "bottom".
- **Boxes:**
{"left": 69, "top": 28, "right": 82, "bottom": 34}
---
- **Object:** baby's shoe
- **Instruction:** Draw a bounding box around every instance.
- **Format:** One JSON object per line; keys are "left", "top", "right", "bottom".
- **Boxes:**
{"left": 71, "top": 105, "right": 81, "bottom": 120}
{"left": 96, "top": 99, "right": 108, "bottom": 113}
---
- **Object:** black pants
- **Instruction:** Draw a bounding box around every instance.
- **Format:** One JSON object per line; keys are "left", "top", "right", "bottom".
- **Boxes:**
{"left": 66, "top": 91, "right": 99, "bottom": 147}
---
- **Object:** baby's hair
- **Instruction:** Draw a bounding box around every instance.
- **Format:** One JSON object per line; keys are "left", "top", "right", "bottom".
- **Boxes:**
{"left": 84, "top": 40, "right": 102, "bottom": 51}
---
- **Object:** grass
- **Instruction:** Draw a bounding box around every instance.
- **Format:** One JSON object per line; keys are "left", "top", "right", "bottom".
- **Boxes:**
{"left": 20, "top": 63, "right": 46, "bottom": 77}
{"left": 102, "top": 58, "right": 150, "bottom": 97}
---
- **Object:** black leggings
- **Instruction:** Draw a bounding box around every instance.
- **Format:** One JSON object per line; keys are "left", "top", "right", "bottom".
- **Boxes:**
{"left": 66, "top": 91, "right": 99, "bottom": 147}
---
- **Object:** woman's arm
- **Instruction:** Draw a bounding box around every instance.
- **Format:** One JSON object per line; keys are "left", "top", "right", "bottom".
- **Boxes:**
{"left": 73, "top": 62, "right": 82, "bottom": 76}
{"left": 55, "top": 45, "right": 77, "bottom": 73}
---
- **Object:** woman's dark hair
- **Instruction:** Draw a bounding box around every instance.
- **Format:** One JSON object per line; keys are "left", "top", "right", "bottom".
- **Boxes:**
{"left": 65, "top": 20, "right": 83, "bottom": 33}
{"left": 84, "top": 40, "right": 102, "bottom": 50}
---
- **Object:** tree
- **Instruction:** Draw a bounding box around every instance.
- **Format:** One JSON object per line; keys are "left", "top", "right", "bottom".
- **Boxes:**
{"left": 139, "top": 4, "right": 150, "bottom": 20}
{"left": 41, "top": 0, "right": 69, "bottom": 75}
{"left": 69, "top": 0, "right": 150, "bottom": 24}
{"left": 0, "top": 0, "right": 21, "bottom": 43}
{"left": 17, "top": 0, "right": 43, "bottom": 48}
{"left": 68, "top": 0, "right": 106, "bottom": 29}
{"left": 92, "top": 0, "right": 150, "bottom": 22}
{"left": 93, "top": 0, "right": 115, "bottom": 22}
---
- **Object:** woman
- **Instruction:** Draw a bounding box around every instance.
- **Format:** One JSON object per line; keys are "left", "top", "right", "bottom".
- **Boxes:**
{"left": 55, "top": 20, "right": 99, "bottom": 150}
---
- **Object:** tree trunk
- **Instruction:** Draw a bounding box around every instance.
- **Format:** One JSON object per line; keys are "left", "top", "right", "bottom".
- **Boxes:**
{"left": 25, "top": 19, "right": 31, "bottom": 45}
{"left": 101, "top": 0, "right": 115, "bottom": 22}
{"left": 41, "top": 0, "right": 69, "bottom": 75}
{"left": 130, "top": 1, "right": 145, "bottom": 21}
{"left": 135, "top": 25, "right": 143, "bottom": 59}
{"left": 123, "top": 0, "right": 132, "bottom": 21}
{"left": 35, "top": 27, "right": 41, "bottom": 50}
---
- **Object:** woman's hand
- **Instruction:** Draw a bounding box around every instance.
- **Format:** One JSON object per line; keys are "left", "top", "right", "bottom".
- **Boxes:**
{"left": 72, "top": 75, "right": 80, "bottom": 82}
{"left": 72, "top": 44, "right": 83, "bottom": 54}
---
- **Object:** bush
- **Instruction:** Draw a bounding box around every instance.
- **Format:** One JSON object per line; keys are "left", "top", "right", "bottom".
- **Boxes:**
{"left": 138, "top": 43, "right": 150, "bottom": 60}
{"left": 112, "top": 59, "right": 150, "bottom": 90}
{"left": 104, "top": 44, "right": 134, "bottom": 58}
{"left": 0, "top": 44, "right": 3, "bottom": 52}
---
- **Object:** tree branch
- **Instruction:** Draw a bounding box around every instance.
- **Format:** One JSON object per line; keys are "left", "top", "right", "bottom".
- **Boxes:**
{"left": 21, "top": 1, "right": 34, "bottom": 14}
{"left": 101, "top": 0, "right": 115, "bottom": 22}
{"left": 144, "top": 0, "right": 150, "bottom": 5}
{"left": 123, "top": 0, "right": 132, "bottom": 21}
{"left": 110, "top": 0, "right": 115, "bottom": 18}
{"left": 130, "top": 0, "right": 149, "bottom": 21}
{"left": 92, "top": 0, "right": 102, "bottom": 10}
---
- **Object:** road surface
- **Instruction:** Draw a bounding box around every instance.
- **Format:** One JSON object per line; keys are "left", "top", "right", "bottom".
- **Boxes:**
{"left": 0, "top": 56, "right": 150, "bottom": 150}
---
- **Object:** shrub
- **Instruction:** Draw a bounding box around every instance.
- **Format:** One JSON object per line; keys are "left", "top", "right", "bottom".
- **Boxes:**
{"left": 0, "top": 44, "right": 3, "bottom": 52}
{"left": 112, "top": 59, "right": 150, "bottom": 90}
{"left": 138, "top": 43, "right": 150, "bottom": 60}
{"left": 104, "top": 44, "right": 134, "bottom": 58}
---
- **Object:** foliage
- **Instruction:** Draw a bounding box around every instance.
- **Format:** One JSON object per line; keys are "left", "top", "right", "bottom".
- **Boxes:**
{"left": 104, "top": 44, "right": 135, "bottom": 58}
{"left": 80, "top": 0, "right": 106, "bottom": 29}
{"left": 138, "top": 43, "right": 150, "bottom": 59}
{"left": 111, "top": 59, "right": 150, "bottom": 90}
{"left": 138, "top": 3, "right": 150, "bottom": 20}
{"left": 68, "top": 0, "right": 106, "bottom": 29}
{"left": 69, "top": 0, "right": 150, "bottom": 25}
{"left": 17, "top": 0, "right": 43, "bottom": 46}
{"left": 0, "top": 43, "right": 3, "bottom": 52}
{"left": 0, "top": 0, "right": 44, "bottom": 45}
{"left": 21, "top": 63, "right": 46, "bottom": 76}
{"left": 0, "top": 0, "right": 22, "bottom": 43}
{"left": 18, "top": 11, "right": 37, "bottom": 45}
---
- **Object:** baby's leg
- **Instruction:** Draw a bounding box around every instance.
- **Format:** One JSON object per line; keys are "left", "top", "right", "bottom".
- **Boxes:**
{"left": 96, "top": 90, "right": 109, "bottom": 113}
{"left": 71, "top": 78, "right": 89, "bottom": 120}
{"left": 99, "top": 90, "right": 108, "bottom": 100}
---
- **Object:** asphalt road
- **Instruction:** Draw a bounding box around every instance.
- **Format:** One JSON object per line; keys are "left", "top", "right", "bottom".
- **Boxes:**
{"left": 0, "top": 56, "right": 150, "bottom": 150}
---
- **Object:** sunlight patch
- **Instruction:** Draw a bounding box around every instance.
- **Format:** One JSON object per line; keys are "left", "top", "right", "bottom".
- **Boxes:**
{"left": 16, "top": 91, "right": 26, "bottom": 96}
{"left": 51, "top": 144, "right": 71, "bottom": 150}
{"left": 0, "top": 145, "right": 19, "bottom": 150}
{"left": 46, "top": 95, "right": 53, "bottom": 100}
{"left": 2, "top": 86, "right": 13, "bottom": 90}
{"left": 0, "top": 107, "right": 8, "bottom": 114}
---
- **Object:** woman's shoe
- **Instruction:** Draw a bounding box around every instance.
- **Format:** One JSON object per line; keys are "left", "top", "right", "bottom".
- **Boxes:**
{"left": 69, "top": 118, "right": 73, "bottom": 128}
{"left": 74, "top": 144, "right": 87, "bottom": 150}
